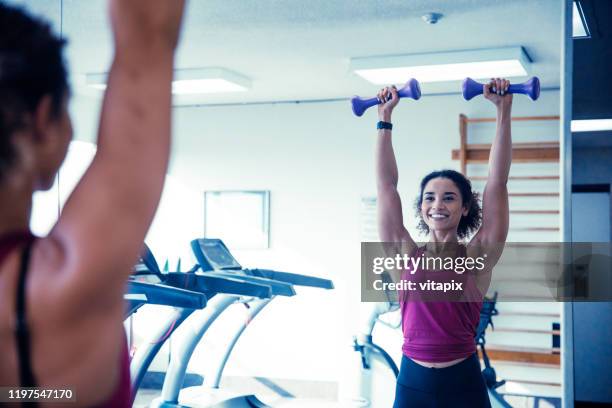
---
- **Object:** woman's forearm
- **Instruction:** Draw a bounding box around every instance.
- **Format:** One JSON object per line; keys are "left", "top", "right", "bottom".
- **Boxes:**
{"left": 376, "top": 89, "right": 400, "bottom": 191}
{"left": 376, "top": 130, "right": 399, "bottom": 190}
{"left": 487, "top": 105, "right": 512, "bottom": 185}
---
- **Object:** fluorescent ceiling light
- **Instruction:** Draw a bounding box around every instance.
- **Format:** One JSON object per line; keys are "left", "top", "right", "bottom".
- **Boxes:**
{"left": 85, "top": 68, "right": 251, "bottom": 94}
{"left": 351, "top": 47, "right": 530, "bottom": 85}
{"left": 573, "top": 1, "right": 590, "bottom": 38}
{"left": 172, "top": 68, "right": 250, "bottom": 94}
{"left": 571, "top": 119, "right": 612, "bottom": 132}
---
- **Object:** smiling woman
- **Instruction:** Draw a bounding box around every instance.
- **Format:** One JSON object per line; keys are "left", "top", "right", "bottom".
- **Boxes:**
{"left": 373, "top": 79, "right": 513, "bottom": 407}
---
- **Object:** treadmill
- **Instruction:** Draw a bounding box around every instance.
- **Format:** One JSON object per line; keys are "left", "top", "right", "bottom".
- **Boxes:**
{"left": 125, "top": 246, "right": 207, "bottom": 318}
{"left": 126, "top": 244, "right": 274, "bottom": 405}
{"left": 152, "top": 238, "right": 334, "bottom": 408}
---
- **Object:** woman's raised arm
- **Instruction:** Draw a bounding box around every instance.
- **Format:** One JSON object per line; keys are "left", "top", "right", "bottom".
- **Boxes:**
{"left": 471, "top": 78, "right": 513, "bottom": 252}
{"left": 375, "top": 86, "right": 417, "bottom": 261}
{"left": 49, "top": 0, "right": 186, "bottom": 305}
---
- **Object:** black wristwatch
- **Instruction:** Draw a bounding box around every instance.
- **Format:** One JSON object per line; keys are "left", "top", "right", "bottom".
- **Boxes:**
{"left": 377, "top": 121, "right": 393, "bottom": 130}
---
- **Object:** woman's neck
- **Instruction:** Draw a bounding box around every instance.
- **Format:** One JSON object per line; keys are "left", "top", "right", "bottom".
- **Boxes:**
{"left": 426, "top": 231, "right": 462, "bottom": 256}
{"left": 428, "top": 229, "right": 459, "bottom": 244}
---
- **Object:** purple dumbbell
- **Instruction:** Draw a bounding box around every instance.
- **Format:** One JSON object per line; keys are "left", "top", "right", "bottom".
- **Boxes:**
{"left": 351, "top": 78, "right": 421, "bottom": 117}
{"left": 462, "top": 77, "right": 540, "bottom": 101}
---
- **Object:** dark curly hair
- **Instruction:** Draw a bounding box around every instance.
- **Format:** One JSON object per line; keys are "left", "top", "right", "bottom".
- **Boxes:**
{"left": 0, "top": 3, "right": 69, "bottom": 178}
{"left": 414, "top": 169, "right": 482, "bottom": 240}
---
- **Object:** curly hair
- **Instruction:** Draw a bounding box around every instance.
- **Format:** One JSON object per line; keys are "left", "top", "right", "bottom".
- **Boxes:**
{"left": 0, "top": 3, "right": 69, "bottom": 178}
{"left": 414, "top": 169, "right": 482, "bottom": 240}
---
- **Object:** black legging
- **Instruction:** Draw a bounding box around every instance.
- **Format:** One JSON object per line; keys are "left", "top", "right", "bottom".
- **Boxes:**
{"left": 393, "top": 353, "right": 492, "bottom": 408}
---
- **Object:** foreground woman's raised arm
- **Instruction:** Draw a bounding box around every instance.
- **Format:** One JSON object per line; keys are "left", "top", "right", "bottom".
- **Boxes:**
{"left": 50, "top": 0, "right": 186, "bottom": 306}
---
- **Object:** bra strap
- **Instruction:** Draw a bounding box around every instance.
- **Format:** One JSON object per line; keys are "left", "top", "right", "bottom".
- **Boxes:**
{"left": 15, "top": 239, "right": 38, "bottom": 389}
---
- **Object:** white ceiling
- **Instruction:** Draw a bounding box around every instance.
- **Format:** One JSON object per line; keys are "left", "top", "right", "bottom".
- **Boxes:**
{"left": 14, "top": 0, "right": 562, "bottom": 105}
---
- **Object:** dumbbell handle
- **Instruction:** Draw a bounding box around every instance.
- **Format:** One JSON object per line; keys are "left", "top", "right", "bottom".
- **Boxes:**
{"left": 351, "top": 79, "right": 421, "bottom": 117}
{"left": 462, "top": 77, "right": 540, "bottom": 101}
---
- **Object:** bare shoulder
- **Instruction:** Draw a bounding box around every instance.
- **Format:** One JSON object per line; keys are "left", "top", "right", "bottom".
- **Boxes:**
{"left": 27, "top": 236, "right": 116, "bottom": 322}
{"left": 467, "top": 234, "right": 505, "bottom": 269}
{"left": 0, "top": 237, "right": 63, "bottom": 313}
{"left": 30, "top": 236, "right": 65, "bottom": 271}
{"left": 382, "top": 239, "right": 419, "bottom": 284}
{"left": 25, "top": 237, "right": 73, "bottom": 319}
{"left": 466, "top": 234, "right": 484, "bottom": 259}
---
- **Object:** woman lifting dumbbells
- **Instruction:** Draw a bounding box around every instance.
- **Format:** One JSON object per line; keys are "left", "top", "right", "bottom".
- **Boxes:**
{"left": 372, "top": 78, "right": 516, "bottom": 408}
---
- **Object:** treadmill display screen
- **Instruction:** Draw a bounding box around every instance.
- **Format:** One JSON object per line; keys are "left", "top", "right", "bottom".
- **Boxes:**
{"left": 201, "top": 240, "right": 241, "bottom": 270}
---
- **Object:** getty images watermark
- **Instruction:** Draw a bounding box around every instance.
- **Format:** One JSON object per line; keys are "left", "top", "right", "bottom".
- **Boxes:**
{"left": 371, "top": 251, "right": 487, "bottom": 293}
{"left": 361, "top": 242, "right": 612, "bottom": 302}
{"left": 363, "top": 242, "right": 490, "bottom": 302}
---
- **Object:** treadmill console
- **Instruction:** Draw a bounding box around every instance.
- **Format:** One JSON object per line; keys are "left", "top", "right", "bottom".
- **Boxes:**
{"left": 132, "top": 243, "right": 163, "bottom": 283}
{"left": 190, "top": 239, "right": 242, "bottom": 271}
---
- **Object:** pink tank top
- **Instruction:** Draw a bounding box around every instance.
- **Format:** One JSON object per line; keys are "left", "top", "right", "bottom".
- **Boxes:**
{"left": 399, "top": 245, "right": 483, "bottom": 362}
{"left": 0, "top": 231, "right": 131, "bottom": 407}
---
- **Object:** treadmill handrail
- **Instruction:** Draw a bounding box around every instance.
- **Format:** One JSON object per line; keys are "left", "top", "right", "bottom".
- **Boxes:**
{"left": 164, "top": 272, "right": 272, "bottom": 299}
{"left": 190, "top": 238, "right": 334, "bottom": 290}
{"left": 125, "top": 281, "right": 207, "bottom": 315}
{"left": 247, "top": 268, "right": 334, "bottom": 289}
{"left": 202, "top": 271, "right": 296, "bottom": 297}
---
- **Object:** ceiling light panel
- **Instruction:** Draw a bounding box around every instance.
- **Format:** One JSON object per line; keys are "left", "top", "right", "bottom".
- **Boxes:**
{"left": 85, "top": 68, "right": 251, "bottom": 95}
{"left": 351, "top": 47, "right": 531, "bottom": 85}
